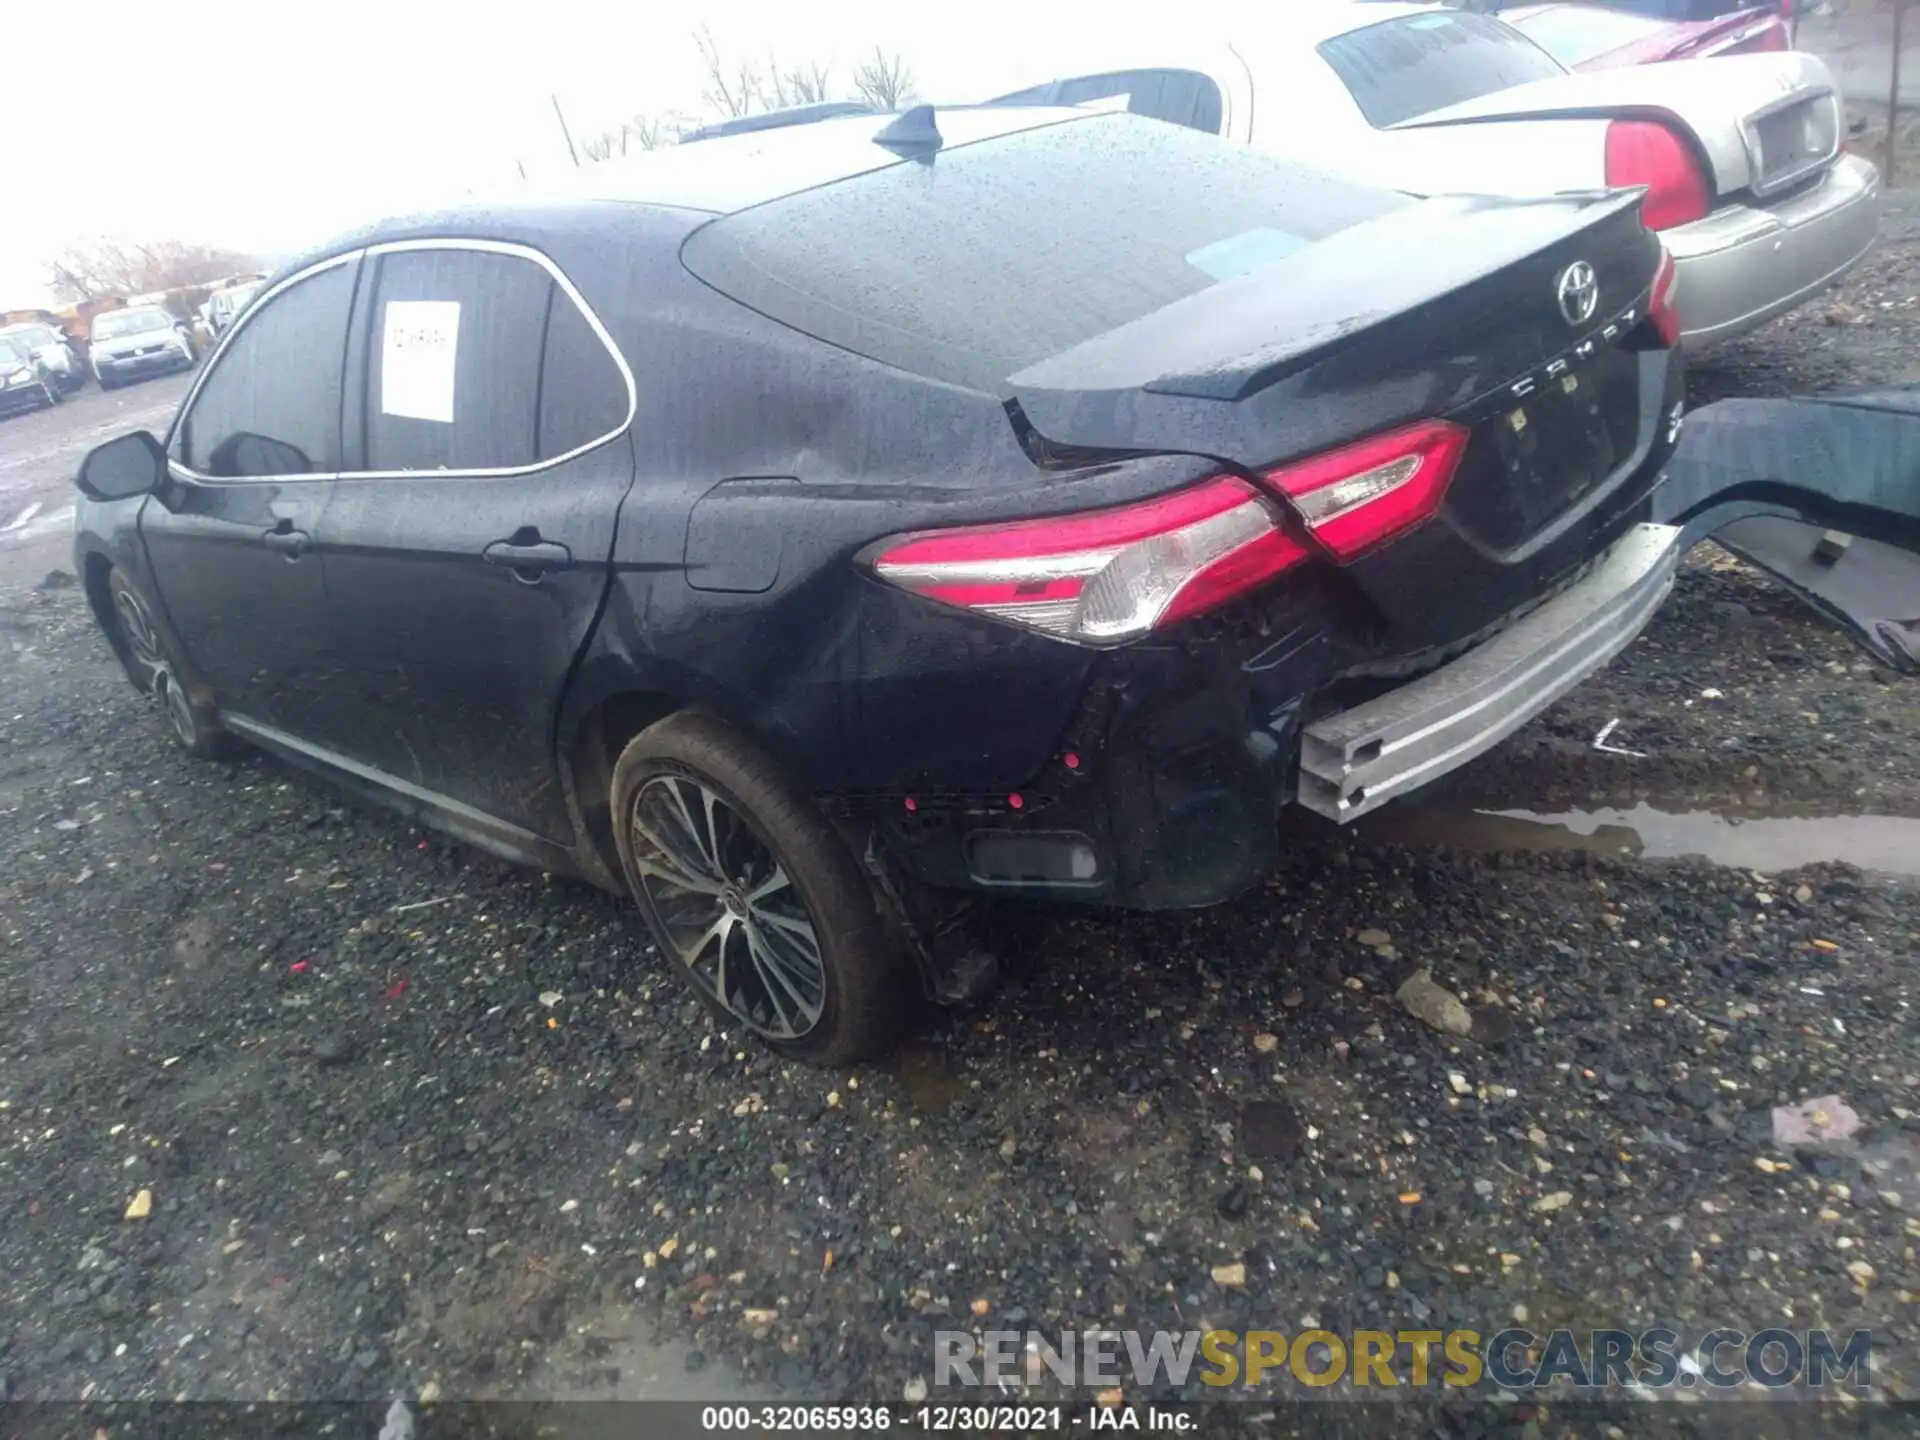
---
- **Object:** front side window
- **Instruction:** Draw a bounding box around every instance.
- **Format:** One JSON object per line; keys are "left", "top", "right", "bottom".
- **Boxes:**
{"left": 1318, "top": 12, "right": 1564, "bottom": 128}
{"left": 175, "top": 262, "right": 354, "bottom": 478}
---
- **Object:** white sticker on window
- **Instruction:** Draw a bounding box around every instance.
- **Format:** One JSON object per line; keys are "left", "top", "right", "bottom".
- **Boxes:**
{"left": 381, "top": 300, "right": 460, "bottom": 423}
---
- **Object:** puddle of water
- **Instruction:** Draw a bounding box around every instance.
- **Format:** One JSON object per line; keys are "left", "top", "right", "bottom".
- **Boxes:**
{"left": 1238, "top": 1099, "right": 1304, "bottom": 1159}
{"left": 1364, "top": 802, "right": 1920, "bottom": 878}
{"left": 894, "top": 1043, "right": 963, "bottom": 1113}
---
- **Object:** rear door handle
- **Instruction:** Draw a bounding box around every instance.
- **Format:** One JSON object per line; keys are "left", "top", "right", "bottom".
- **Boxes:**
{"left": 262, "top": 527, "right": 309, "bottom": 558}
{"left": 484, "top": 537, "right": 572, "bottom": 579}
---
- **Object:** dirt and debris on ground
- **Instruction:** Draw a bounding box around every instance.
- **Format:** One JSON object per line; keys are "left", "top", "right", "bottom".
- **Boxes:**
{"left": 2, "top": 199, "right": 1919, "bottom": 1419}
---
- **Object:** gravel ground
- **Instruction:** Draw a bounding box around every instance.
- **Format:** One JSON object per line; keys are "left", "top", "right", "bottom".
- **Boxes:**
{"left": 3, "top": 199, "right": 1920, "bottom": 1429}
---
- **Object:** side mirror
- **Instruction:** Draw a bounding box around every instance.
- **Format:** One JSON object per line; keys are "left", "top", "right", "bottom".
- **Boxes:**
{"left": 76, "top": 431, "right": 167, "bottom": 503}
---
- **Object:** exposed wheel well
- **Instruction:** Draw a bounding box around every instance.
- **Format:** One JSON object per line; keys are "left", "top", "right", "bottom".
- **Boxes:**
{"left": 82, "top": 553, "right": 121, "bottom": 656}
{"left": 565, "top": 689, "right": 683, "bottom": 891}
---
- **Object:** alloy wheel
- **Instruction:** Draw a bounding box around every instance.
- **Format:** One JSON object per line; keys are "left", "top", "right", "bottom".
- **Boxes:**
{"left": 113, "top": 584, "right": 195, "bottom": 747}
{"left": 628, "top": 774, "right": 827, "bottom": 1040}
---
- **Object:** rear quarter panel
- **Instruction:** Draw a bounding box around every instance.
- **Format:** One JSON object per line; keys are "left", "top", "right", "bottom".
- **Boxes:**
{"left": 568, "top": 269, "right": 1221, "bottom": 798}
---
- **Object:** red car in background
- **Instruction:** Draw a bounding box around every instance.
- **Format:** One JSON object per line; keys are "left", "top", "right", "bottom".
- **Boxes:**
{"left": 1499, "top": 1, "right": 1791, "bottom": 69}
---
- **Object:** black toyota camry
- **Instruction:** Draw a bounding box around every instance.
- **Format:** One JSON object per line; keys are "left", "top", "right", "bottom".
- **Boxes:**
{"left": 73, "top": 104, "right": 1696, "bottom": 1062}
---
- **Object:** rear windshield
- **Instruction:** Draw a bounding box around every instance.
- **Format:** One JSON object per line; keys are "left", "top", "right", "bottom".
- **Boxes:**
{"left": 1504, "top": 5, "right": 1673, "bottom": 66}
{"left": 680, "top": 113, "right": 1408, "bottom": 393}
{"left": 1318, "top": 12, "right": 1565, "bottom": 128}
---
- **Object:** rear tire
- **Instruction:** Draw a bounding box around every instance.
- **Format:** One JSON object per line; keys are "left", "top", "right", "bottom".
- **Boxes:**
{"left": 610, "top": 712, "right": 908, "bottom": 1065}
{"left": 106, "top": 569, "right": 238, "bottom": 760}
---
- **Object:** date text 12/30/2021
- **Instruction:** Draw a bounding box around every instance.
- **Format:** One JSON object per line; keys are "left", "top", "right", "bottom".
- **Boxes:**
{"left": 700, "top": 1404, "right": 1197, "bottom": 1431}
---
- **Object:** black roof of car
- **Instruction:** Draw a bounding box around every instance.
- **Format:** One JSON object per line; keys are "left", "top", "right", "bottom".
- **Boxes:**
{"left": 275, "top": 104, "right": 1095, "bottom": 280}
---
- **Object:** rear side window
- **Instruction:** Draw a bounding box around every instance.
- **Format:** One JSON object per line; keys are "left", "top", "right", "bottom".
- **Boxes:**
{"left": 364, "top": 249, "right": 551, "bottom": 472}
{"left": 359, "top": 248, "right": 628, "bottom": 472}
{"left": 991, "top": 69, "right": 1225, "bottom": 134}
{"left": 538, "top": 291, "right": 629, "bottom": 460}
{"left": 177, "top": 262, "right": 354, "bottom": 477}
{"left": 1318, "top": 12, "right": 1564, "bottom": 128}
{"left": 680, "top": 114, "right": 1406, "bottom": 394}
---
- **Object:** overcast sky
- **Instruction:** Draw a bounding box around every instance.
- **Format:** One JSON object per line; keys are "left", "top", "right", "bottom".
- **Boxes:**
{"left": 3, "top": 0, "right": 1146, "bottom": 307}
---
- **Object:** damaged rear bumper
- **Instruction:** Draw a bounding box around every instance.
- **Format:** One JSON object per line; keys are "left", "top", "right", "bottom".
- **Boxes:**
{"left": 876, "top": 390, "right": 1920, "bottom": 911}
{"left": 1297, "top": 522, "right": 1683, "bottom": 823}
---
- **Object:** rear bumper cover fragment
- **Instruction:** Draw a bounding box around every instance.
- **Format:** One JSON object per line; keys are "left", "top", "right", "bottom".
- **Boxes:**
{"left": 1652, "top": 391, "right": 1920, "bottom": 672}
{"left": 1298, "top": 522, "right": 1682, "bottom": 822}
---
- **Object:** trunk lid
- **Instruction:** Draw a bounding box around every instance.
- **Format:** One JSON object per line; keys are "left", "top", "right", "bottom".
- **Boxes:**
{"left": 1402, "top": 50, "right": 1842, "bottom": 197}
{"left": 1008, "top": 189, "right": 1674, "bottom": 645}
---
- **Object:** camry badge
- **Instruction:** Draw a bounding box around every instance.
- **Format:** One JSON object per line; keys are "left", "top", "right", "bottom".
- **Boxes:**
{"left": 1557, "top": 261, "right": 1599, "bottom": 327}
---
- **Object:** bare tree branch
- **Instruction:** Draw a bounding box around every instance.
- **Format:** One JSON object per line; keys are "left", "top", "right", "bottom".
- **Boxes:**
{"left": 767, "top": 57, "right": 834, "bottom": 108}
{"left": 852, "top": 46, "right": 916, "bottom": 112}
{"left": 694, "top": 25, "right": 765, "bottom": 117}
{"left": 45, "top": 238, "right": 258, "bottom": 305}
{"left": 624, "top": 111, "right": 688, "bottom": 151}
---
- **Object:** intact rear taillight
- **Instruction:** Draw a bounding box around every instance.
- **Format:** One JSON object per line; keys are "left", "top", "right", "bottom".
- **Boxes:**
{"left": 1605, "top": 120, "right": 1711, "bottom": 231}
{"left": 869, "top": 476, "right": 1307, "bottom": 644}
{"left": 1262, "top": 419, "right": 1467, "bottom": 562}
{"left": 1648, "top": 246, "right": 1682, "bottom": 348}
{"left": 867, "top": 420, "right": 1468, "bottom": 645}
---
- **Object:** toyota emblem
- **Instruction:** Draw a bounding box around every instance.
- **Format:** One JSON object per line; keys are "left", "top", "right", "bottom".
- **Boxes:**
{"left": 1556, "top": 261, "right": 1599, "bottom": 327}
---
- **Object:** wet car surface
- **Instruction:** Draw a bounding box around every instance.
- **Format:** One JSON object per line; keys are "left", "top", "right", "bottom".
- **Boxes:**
{"left": 2, "top": 98, "right": 1917, "bottom": 1432}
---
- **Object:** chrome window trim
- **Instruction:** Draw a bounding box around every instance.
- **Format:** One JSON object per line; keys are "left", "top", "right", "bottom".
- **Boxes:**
{"left": 167, "top": 237, "right": 638, "bottom": 487}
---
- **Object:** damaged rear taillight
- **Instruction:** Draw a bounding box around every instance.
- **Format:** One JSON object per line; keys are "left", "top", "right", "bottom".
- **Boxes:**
{"left": 1648, "top": 246, "right": 1681, "bottom": 348}
{"left": 867, "top": 420, "right": 1468, "bottom": 645}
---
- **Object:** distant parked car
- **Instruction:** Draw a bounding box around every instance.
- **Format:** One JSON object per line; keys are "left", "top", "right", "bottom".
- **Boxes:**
{"left": 0, "top": 334, "right": 62, "bottom": 417}
{"left": 1500, "top": 1, "right": 1789, "bottom": 69}
{"left": 978, "top": 4, "right": 1877, "bottom": 345}
{"left": 0, "top": 320, "right": 85, "bottom": 393}
{"left": 206, "top": 280, "right": 263, "bottom": 335}
{"left": 89, "top": 305, "right": 197, "bottom": 390}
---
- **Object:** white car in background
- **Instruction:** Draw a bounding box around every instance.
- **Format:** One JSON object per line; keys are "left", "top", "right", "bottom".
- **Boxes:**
{"left": 206, "top": 279, "right": 263, "bottom": 335}
{"left": 978, "top": 2, "right": 1879, "bottom": 345}
{"left": 0, "top": 321, "right": 85, "bottom": 393}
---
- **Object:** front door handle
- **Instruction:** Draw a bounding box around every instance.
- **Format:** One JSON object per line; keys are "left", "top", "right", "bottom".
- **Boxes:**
{"left": 484, "top": 537, "right": 572, "bottom": 579}
{"left": 262, "top": 527, "right": 310, "bottom": 559}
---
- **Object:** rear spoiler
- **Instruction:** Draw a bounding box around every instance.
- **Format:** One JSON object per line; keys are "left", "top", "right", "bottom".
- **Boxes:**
{"left": 1652, "top": 390, "right": 1920, "bottom": 671}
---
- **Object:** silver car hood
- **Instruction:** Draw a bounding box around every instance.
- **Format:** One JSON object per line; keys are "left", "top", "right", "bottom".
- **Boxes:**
{"left": 94, "top": 326, "right": 177, "bottom": 358}
{"left": 1398, "top": 50, "right": 1841, "bottom": 196}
